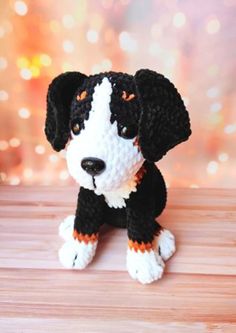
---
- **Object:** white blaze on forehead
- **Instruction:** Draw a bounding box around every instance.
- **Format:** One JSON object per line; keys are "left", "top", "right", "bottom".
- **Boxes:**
{"left": 86, "top": 77, "right": 113, "bottom": 132}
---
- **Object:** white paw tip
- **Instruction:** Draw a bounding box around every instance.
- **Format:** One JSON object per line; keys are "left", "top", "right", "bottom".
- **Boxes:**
{"left": 158, "top": 229, "right": 176, "bottom": 261}
{"left": 59, "top": 239, "right": 97, "bottom": 270}
{"left": 59, "top": 215, "right": 75, "bottom": 241}
{"left": 127, "top": 249, "right": 165, "bottom": 284}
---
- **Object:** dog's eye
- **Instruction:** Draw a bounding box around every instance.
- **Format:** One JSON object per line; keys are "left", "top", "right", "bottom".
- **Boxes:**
{"left": 76, "top": 90, "right": 87, "bottom": 101}
{"left": 122, "top": 91, "right": 135, "bottom": 101}
{"left": 72, "top": 123, "right": 81, "bottom": 135}
{"left": 120, "top": 126, "right": 137, "bottom": 139}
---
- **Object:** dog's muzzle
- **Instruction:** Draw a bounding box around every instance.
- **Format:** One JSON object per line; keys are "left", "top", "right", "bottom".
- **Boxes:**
{"left": 81, "top": 157, "right": 106, "bottom": 176}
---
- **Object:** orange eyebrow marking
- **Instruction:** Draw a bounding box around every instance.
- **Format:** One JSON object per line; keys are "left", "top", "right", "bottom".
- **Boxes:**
{"left": 76, "top": 90, "right": 87, "bottom": 101}
{"left": 122, "top": 91, "right": 135, "bottom": 101}
{"left": 73, "top": 230, "right": 98, "bottom": 244}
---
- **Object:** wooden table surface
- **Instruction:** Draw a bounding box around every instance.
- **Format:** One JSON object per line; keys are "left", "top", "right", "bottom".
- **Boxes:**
{"left": 0, "top": 186, "right": 235, "bottom": 333}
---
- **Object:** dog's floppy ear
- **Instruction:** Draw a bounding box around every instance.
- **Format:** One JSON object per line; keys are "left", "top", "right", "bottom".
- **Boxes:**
{"left": 45, "top": 71, "right": 87, "bottom": 151}
{"left": 134, "top": 69, "right": 191, "bottom": 162}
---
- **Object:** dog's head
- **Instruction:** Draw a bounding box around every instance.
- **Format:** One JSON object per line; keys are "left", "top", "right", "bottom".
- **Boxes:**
{"left": 45, "top": 70, "right": 191, "bottom": 192}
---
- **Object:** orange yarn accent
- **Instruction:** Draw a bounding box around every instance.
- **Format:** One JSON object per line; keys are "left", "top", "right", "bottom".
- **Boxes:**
{"left": 133, "top": 136, "right": 140, "bottom": 150}
{"left": 76, "top": 90, "right": 87, "bottom": 101}
{"left": 73, "top": 230, "right": 98, "bottom": 244}
{"left": 128, "top": 239, "right": 154, "bottom": 253}
{"left": 122, "top": 91, "right": 135, "bottom": 101}
{"left": 134, "top": 165, "right": 146, "bottom": 185}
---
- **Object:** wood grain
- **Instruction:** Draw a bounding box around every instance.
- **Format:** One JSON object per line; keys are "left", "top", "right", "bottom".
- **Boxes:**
{"left": 0, "top": 186, "right": 236, "bottom": 332}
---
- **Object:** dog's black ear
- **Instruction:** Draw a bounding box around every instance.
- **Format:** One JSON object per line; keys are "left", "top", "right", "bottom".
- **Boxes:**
{"left": 134, "top": 69, "right": 191, "bottom": 162}
{"left": 45, "top": 71, "right": 87, "bottom": 151}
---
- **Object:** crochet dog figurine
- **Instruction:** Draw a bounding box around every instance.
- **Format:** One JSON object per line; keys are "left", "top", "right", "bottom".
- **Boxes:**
{"left": 45, "top": 69, "right": 191, "bottom": 284}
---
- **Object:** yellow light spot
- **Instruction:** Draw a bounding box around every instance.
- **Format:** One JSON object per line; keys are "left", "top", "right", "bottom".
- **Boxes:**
{"left": 218, "top": 153, "right": 229, "bottom": 162}
{"left": 40, "top": 54, "right": 52, "bottom": 67}
{"left": 9, "top": 176, "right": 20, "bottom": 185}
{"left": 206, "top": 17, "right": 220, "bottom": 34}
{"left": 210, "top": 113, "right": 223, "bottom": 126}
{"left": 190, "top": 184, "right": 199, "bottom": 189}
{"left": 208, "top": 64, "right": 219, "bottom": 76}
{"left": 9, "top": 138, "right": 21, "bottom": 147}
{"left": 32, "top": 55, "right": 41, "bottom": 67}
{"left": 49, "top": 20, "right": 60, "bottom": 33}
{"left": 30, "top": 65, "right": 40, "bottom": 78}
{"left": 173, "top": 12, "right": 186, "bottom": 28}
{"left": 23, "top": 168, "right": 33, "bottom": 179}
{"left": 17, "top": 56, "right": 29, "bottom": 69}
{"left": 35, "top": 145, "right": 45, "bottom": 154}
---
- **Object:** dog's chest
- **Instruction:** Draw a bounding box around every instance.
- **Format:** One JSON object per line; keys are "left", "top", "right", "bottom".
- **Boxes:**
{"left": 94, "top": 178, "right": 138, "bottom": 209}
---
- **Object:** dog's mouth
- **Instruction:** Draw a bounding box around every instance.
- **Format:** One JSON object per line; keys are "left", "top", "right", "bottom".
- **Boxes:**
{"left": 92, "top": 176, "right": 97, "bottom": 189}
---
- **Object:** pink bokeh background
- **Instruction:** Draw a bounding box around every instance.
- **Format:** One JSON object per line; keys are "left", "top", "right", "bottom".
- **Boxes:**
{"left": 0, "top": 0, "right": 235, "bottom": 187}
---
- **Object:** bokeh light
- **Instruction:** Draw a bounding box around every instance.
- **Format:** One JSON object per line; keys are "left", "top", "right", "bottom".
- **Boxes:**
{"left": 0, "top": 0, "right": 235, "bottom": 187}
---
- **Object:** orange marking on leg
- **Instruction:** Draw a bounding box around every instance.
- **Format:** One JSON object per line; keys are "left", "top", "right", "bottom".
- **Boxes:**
{"left": 73, "top": 230, "right": 98, "bottom": 244}
{"left": 128, "top": 239, "right": 155, "bottom": 253}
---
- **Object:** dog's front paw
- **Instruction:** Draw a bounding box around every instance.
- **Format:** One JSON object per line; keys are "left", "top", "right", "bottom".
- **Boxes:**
{"left": 59, "top": 215, "right": 75, "bottom": 241}
{"left": 126, "top": 248, "right": 165, "bottom": 284}
{"left": 158, "top": 229, "right": 176, "bottom": 261}
{"left": 59, "top": 238, "right": 98, "bottom": 269}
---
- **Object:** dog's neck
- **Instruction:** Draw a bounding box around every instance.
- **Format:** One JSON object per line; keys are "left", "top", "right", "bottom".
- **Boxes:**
{"left": 94, "top": 165, "right": 146, "bottom": 209}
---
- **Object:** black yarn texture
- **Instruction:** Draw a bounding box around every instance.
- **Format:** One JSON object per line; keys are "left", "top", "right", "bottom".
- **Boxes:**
{"left": 45, "top": 71, "right": 87, "bottom": 151}
{"left": 45, "top": 69, "right": 191, "bottom": 244}
{"left": 135, "top": 69, "right": 191, "bottom": 161}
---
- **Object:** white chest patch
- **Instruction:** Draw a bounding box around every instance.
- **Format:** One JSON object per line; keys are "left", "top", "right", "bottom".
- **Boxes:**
{"left": 66, "top": 77, "right": 144, "bottom": 206}
{"left": 95, "top": 177, "right": 138, "bottom": 208}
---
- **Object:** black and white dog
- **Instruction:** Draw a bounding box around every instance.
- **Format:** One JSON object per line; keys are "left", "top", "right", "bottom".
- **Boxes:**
{"left": 45, "top": 69, "right": 191, "bottom": 284}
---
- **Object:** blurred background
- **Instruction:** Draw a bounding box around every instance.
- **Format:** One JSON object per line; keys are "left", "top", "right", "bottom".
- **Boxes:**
{"left": 0, "top": 0, "right": 235, "bottom": 188}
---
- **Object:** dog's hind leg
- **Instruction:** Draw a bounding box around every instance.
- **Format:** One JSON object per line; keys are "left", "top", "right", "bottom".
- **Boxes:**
{"left": 155, "top": 222, "right": 176, "bottom": 261}
{"left": 153, "top": 167, "right": 176, "bottom": 261}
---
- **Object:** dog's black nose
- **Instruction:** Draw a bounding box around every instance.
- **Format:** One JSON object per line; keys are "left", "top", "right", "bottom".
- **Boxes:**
{"left": 81, "top": 158, "right": 106, "bottom": 176}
